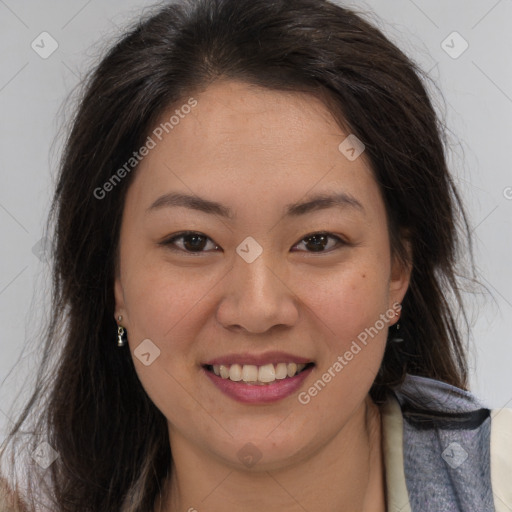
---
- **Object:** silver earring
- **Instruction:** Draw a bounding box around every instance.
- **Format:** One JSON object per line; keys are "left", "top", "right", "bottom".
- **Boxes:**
{"left": 117, "top": 316, "right": 126, "bottom": 347}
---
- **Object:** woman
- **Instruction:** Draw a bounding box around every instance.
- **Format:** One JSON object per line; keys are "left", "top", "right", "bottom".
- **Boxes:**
{"left": 1, "top": 0, "right": 510, "bottom": 510}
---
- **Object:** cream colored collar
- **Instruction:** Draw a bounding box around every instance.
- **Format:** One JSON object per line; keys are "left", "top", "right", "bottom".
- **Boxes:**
{"left": 380, "top": 393, "right": 411, "bottom": 512}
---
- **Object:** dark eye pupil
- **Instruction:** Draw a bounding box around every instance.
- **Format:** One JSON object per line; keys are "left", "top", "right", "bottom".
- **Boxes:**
{"left": 184, "top": 234, "right": 206, "bottom": 251}
{"left": 305, "top": 234, "right": 327, "bottom": 252}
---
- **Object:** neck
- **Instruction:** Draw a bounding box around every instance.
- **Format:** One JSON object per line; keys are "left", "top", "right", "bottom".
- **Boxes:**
{"left": 155, "top": 395, "right": 386, "bottom": 512}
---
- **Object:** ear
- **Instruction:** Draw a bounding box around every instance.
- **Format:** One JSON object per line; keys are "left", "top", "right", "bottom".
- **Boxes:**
{"left": 388, "top": 237, "right": 412, "bottom": 316}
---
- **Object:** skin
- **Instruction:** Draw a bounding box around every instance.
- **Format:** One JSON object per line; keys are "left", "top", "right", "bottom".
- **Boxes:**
{"left": 114, "top": 80, "right": 411, "bottom": 512}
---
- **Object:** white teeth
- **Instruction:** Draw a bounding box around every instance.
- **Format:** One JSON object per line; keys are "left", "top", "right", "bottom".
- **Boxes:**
{"left": 287, "top": 363, "right": 297, "bottom": 378}
{"left": 210, "top": 362, "right": 311, "bottom": 384}
{"left": 242, "top": 365, "right": 258, "bottom": 383}
{"left": 258, "top": 363, "right": 276, "bottom": 383}
{"left": 275, "top": 363, "right": 288, "bottom": 379}
{"left": 229, "top": 364, "right": 242, "bottom": 381}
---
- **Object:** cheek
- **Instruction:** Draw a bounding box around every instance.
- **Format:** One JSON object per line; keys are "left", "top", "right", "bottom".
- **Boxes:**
{"left": 121, "top": 256, "right": 221, "bottom": 355}
{"left": 295, "top": 266, "right": 390, "bottom": 424}
{"left": 121, "top": 262, "right": 215, "bottom": 422}
{"left": 300, "top": 259, "right": 391, "bottom": 346}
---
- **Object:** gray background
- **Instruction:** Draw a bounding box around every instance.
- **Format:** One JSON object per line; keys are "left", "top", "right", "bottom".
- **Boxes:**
{"left": 0, "top": 0, "right": 511, "bottom": 442}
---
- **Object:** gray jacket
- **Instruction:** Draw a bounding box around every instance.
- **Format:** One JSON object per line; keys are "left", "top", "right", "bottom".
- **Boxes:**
{"left": 381, "top": 374, "right": 512, "bottom": 512}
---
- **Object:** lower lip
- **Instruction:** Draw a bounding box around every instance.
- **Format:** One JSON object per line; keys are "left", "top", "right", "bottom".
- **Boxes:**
{"left": 203, "top": 365, "right": 314, "bottom": 404}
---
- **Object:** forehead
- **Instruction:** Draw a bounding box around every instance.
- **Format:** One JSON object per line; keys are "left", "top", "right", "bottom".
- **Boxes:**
{"left": 125, "top": 80, "right": 383, "bottom": 222}
{"left": 163, "top": 80, "right": 344, "bottom": 158}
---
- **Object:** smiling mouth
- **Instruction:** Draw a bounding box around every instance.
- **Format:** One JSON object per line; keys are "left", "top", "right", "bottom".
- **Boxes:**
{"left": 203, "top": 362, "right": 315, "bottom": 385}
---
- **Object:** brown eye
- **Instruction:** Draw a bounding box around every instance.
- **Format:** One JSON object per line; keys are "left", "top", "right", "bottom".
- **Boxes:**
{"left": 161, "top": 232, "right": 220, "bottom": 253}
{"left": 292, "top": 233, "right": 345, "bottom": 253}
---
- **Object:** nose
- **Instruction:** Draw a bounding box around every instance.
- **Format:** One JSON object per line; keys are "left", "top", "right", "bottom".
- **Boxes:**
{"left": 215, "top": 249, "right": 300, "bottom": 334}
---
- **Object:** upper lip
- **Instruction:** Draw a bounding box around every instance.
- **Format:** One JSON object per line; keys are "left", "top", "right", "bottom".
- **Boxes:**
{"left": 203, "top": 351, "right": 314, "bottom": 366}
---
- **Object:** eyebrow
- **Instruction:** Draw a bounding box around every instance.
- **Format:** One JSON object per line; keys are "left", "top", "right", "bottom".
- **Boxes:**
{"left": 146, "top": 191, "right": 365, "bottom": 218}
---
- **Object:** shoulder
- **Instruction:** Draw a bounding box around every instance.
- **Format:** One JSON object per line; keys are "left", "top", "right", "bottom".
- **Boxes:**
{"left": 0, "top": 476, "right": 28, "bottom": 512}
{"left": 380, "top": 374, "right": 512, "bottom": 512}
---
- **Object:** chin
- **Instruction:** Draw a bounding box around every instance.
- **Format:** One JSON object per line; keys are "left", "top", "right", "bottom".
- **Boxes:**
{"left": 208, "top": 426, "right": 315, "bottom": 472}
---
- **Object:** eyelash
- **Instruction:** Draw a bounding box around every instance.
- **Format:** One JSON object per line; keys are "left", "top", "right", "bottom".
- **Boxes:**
{"left": 159, "top": 230, "right": 347, "bottom": 255}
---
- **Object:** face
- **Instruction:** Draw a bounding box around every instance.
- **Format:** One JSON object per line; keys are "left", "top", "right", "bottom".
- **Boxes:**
{"left": 114, "top": 80, "right": 410, "bottom": 470}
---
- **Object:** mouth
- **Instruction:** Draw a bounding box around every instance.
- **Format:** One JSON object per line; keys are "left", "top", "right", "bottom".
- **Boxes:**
{"left": 203, "top": 362, "right": 315, "bottom": 386}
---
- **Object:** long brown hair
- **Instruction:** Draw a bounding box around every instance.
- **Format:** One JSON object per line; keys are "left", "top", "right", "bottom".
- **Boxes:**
{"left": 1, "top": 0, "right": 474, "bottom": 510}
